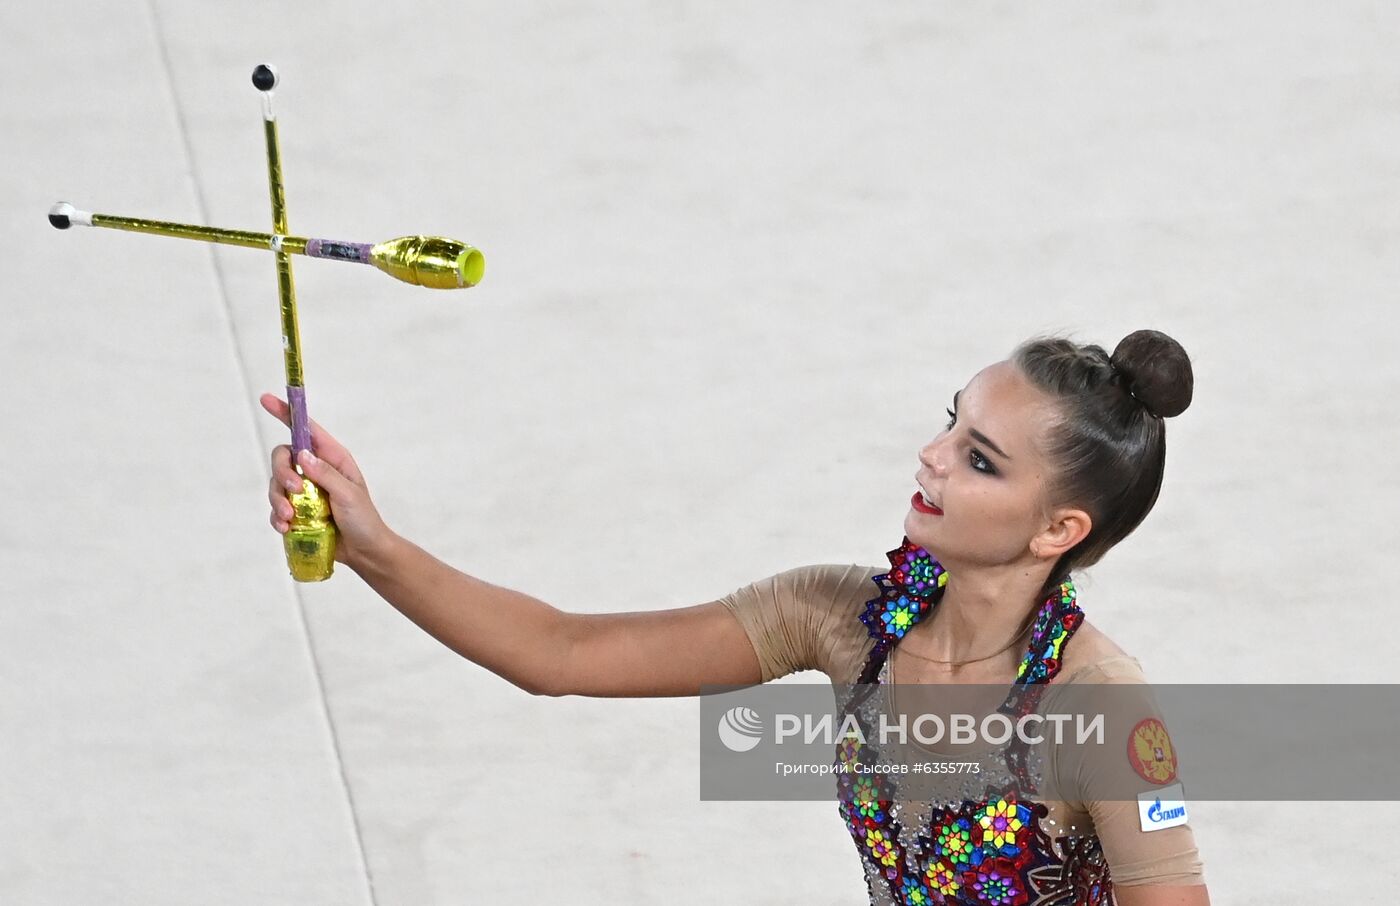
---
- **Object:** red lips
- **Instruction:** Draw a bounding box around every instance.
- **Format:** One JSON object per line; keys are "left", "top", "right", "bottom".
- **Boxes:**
{"left": 911, "top": 491, "right": 943, "bottom": 515}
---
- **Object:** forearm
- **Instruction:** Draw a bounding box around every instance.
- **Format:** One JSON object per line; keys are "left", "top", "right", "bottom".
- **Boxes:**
{"left": 349, "top": 532, "right": 570, "bottom": 695}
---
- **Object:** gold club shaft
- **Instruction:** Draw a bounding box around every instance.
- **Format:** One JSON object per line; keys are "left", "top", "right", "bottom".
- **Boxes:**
{"left": 88, "top": 212, "right": 311, "bottom": 255}
{"left": 260, "top": 76, "right": 336, "bottom": 583}
{"left": 62, "top": 210, "right": 484, "bottom": 290}
{"left": 265, "top": 115, "right": 305, "bottom": 387}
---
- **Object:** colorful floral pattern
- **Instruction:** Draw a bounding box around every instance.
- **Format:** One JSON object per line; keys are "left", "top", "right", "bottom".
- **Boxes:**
{"left": 926, "top": 859, "right": 961, "bottom": 898}
{"left": 976, "top": 798, "right": 1033, "bottom": 859}
{"left": 962, "top": 857, "right": 1029, "bottom": 906}
{"left": 867, "top": 828, "right": 901, "bottom": 868}
{"left": 1015, "top": 586, "right": 1083, "bottom": 684}
{"left": 886, "top": 539, "right": 948, "bottom": 598}
{"left": 902, "top": 876, "right": 937, "bottom": 905}
{"left": 852, "top": 774, "right": 887, "bottom": 822}
{"left": 836, "top": 536, "right": 1112, "bottom": 905}
{"left": 931, "top": 814, "right": 979, "bottom": 870}
{"left": 859, "top": 539, "right": 948, "bottom": 649}
{"left": 837, "top": 731, "right": 862, "bottom": 767}
{"left": 881, "top": 593, "right": 924, "bottom": 639}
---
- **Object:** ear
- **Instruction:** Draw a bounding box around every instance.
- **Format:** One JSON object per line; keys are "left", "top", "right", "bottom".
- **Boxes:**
{"left": 1031, "top": 506, "right": 1092, "bottom": 561}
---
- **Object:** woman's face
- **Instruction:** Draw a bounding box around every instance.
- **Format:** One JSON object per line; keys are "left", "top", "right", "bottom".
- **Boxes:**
{"left": 905, "top": 360, "right": 1078, "bottom": 571}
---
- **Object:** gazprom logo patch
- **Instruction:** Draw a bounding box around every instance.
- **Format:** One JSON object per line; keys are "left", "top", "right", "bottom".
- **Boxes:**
{"left": 1137, "top": 782, "right": 1190, "bottom": 832}
{"left": 717, "top": 706, "right": 764, "bottom": 753}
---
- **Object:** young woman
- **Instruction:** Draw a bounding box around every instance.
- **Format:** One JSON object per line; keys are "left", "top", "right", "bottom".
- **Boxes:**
{"left": 262, "top": 329, "right": 1209, "bottom": 905}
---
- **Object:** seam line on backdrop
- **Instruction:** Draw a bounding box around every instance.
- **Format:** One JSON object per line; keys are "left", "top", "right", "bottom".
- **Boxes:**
{"left": 144, "top": 4, "right": 379, "bottom": 903}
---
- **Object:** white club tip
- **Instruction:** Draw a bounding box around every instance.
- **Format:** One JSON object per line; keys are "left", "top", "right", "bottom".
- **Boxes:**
{"left": 48, "top": 201, "right": 92, "bottom": 229}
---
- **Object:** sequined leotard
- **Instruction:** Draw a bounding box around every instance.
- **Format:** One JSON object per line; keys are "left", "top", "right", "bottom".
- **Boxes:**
{"left": 718, "top": 539, "right": 1204, "bottom": 905}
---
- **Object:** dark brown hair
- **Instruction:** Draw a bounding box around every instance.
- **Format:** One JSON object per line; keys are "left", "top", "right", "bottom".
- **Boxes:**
{"left": 1011, "top": 329, "right": 1194, "bottom": 601}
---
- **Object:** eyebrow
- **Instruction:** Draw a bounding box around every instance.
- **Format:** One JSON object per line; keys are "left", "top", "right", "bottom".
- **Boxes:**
{"left": 952, "top": 390, "right": 1012, "bottom": 461}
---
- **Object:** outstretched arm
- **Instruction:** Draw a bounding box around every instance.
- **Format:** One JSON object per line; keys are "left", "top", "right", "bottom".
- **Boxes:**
{"left": 351, "top": 532, "right": 766, "bottom": 697}
{"left": 261, "top": 392, "right": 764, "bottom": 698}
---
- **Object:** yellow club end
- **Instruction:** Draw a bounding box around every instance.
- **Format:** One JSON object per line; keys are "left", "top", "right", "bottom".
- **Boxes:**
{"left": 370, "top": 235, "right": 485, "bottom": 289}
{"left": 283, "top": 478, "right": 337, "bottom": 581}
{"left": 457, "top": 247, "right": 485, "bottom": 287}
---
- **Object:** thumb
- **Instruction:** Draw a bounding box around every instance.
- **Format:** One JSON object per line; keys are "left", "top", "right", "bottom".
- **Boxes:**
{"left": 297, "top": 449, "right": 354, "bottom": 498}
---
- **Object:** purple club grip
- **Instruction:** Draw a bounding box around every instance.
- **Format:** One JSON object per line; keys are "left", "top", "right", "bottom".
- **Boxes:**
{"left": 305, "top": 237, "right": 373, "bottom": 264}
{"left": 287, "top": 385, "right": 312, "bottom": 460}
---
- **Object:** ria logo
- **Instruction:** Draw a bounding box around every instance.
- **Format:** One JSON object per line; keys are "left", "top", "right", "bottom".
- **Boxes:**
{"left": 717, "top": 706, "right": 764, "bottom": 752}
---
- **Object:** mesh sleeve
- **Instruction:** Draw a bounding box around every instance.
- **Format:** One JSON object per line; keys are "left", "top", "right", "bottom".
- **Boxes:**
{"left": 1049, "top": 657, "right": 1206, "bottom": 888}
{"left": 716, "top": 563, "right": 880, "bottom": 683}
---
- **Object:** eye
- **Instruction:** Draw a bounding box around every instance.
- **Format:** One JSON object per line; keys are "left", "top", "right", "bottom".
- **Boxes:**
{"left": 944, "top": 406, "right": 996, "bottom": 475}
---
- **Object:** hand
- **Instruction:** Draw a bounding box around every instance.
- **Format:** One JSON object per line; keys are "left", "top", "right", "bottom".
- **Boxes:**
{"left": 261, "top": 393, "right": 395, "bottom": 572}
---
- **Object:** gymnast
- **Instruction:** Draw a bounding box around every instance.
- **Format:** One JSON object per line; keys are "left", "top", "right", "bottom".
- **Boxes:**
{"left": 261, "top": 328, "right": 1209, "bottom": 905}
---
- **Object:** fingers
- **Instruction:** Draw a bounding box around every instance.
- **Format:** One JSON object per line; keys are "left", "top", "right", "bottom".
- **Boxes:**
{"left": 269, "top": 444, "right": 303, "bottom": 494}
{"left": 268, "top": 470, "right": 291, "bottom": 533}
{"left": 259, "top": 393, "right": 365, "bottom": 486}
{"left": 268, "top": 475, "right": 295, "bottom": 523}
{"left": 259, "top": 393, "right": 290, "bottom": 426}
{"left": 293, "top": 448, "right": 357, "bottom": 501}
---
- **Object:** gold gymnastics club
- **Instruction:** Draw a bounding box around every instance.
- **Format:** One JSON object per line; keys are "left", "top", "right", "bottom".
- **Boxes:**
{"left": 46, "top": 204, "right": 485, "bottom": 290}
{"left": 48, "top": 63, "right": 486, "bottom": 581}
{"left": 252, "top": 62, "right": 338, "bottom": 582}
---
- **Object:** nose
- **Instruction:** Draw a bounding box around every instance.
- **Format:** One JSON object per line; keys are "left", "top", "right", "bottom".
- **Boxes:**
{"left": 919, "top": 435, "right": 950, "bottom": 477}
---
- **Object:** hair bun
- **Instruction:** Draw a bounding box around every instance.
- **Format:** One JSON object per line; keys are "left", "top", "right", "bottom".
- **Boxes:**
{"left": 1109, "top": 329, "right": 1193, "bottom": 418}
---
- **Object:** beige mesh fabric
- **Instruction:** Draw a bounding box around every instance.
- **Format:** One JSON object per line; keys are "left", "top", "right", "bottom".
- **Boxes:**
{"left": 716, "top": 562, "right": 883, "bottom": 684}
{"left": 714, "top": 563, "right": 1206, "bottom": 888}
{"left": 1049, "top": 657, "right": 1206, "bottom": 887}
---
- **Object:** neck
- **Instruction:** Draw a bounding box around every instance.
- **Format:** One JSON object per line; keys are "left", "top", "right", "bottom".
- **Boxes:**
{"left": 903, "top": 555, "right": 1051, "bottom": 664}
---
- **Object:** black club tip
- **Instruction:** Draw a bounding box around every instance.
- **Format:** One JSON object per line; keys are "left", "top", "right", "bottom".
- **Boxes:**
{"left": 251, "top": 64, "right": 278, "bottom": 92}
{"left": 48, "top": 211, "right": 72, "bottom": 229}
